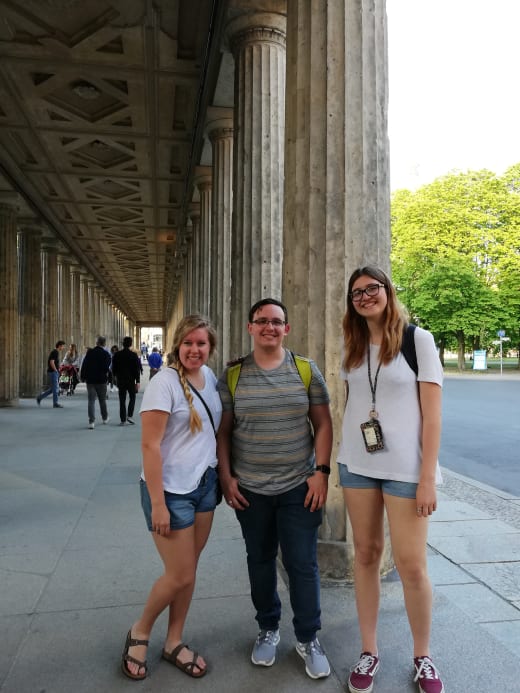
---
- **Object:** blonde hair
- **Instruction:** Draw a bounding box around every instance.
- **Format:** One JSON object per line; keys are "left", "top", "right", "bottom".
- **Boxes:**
{"left": 167, "top": 315, "right": 217, "bottom": 434}
{"left": 342, "top": 265, "right": 408, "bottom": 371}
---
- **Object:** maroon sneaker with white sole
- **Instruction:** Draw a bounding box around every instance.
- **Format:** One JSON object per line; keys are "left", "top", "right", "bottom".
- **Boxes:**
{"left": 414, "top": 656, "right": 445, "bottom": 693}
{"left": 348, "top": 652, "right": 380, "bottom": 693}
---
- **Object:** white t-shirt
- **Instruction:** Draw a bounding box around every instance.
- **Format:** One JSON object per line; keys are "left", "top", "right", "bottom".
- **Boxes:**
{"left": 336, "top": 327, "right": 443, "bottom": 484}
{"left": 139, "top": 365, "right": 222, "bottom": 494}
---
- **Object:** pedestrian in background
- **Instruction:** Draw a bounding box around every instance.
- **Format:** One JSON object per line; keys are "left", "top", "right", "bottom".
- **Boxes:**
{"left": 80, "top": 335, "right": 112, "bottom": 429}
{"left": 147, "top": 346, "right": 163, "bottom": 379}
{"left": 337, "top": 265, "right": 444, "bottom": 693}
{"left": 111, "top": 336, "right": 141, "bottom": 425}
{"left": 36, "top": 340, "right": 66, "bottom": 408}
{"left": 108, "top": 344, "right": 119, "bottom": 394}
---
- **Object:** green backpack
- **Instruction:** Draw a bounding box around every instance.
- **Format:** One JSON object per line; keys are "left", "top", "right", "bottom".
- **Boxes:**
{"left": 226, "top": 352, "right": 312, "bottom": 401}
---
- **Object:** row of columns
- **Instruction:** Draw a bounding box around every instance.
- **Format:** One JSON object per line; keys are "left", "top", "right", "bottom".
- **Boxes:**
{"left": 0, "top": 197, "right": 132, "bottom": 405}
{"left": 181, "top": 0, "right": 391, "bottom": 579}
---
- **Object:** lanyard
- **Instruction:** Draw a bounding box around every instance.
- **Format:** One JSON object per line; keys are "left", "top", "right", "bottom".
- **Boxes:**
{"left": 367, "top": 346, "right": 382, "bottom": 419}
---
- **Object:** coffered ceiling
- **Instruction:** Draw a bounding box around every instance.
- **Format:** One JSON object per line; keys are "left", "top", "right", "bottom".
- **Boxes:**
{"left": 0, "top": 0, "right": 231, "bottom": 324}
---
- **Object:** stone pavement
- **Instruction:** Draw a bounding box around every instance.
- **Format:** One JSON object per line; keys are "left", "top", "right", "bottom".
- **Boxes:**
{"left": 1, "top": 375, "right": 520, "bottom": 692}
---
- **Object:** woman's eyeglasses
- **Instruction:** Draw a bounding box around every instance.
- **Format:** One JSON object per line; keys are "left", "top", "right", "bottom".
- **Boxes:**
{"left": 350, "top": 284, "right": 385, "bottom": 302}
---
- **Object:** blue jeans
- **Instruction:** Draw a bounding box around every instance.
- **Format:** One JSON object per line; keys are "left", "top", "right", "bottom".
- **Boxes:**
{"left": 39, "top": 371, "right": 59, "bottom": 405}
{"left": 87, "top": 383, "right": 108, "bottom": 423}
{"left": 236, "top": 482, "right": 322, "bottom": 643}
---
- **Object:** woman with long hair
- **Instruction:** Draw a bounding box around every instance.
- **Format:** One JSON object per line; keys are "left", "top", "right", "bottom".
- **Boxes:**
{"left": 121, "top": 315, "right": 221, "bottom": 681}
{"left": 61, "top": 343, "right": 80, "bottom": 391}
{"left": 338, "top": 266, "right": 444, "bottom": 693}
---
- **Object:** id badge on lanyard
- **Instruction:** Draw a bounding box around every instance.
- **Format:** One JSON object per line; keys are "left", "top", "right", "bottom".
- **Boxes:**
{"left": 360, "top": 347, "right": 385, "bottom": 453}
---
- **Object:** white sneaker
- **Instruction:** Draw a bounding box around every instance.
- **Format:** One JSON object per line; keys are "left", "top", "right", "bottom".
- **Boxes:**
{"left": 103, "top": 417, "right": 109, "bottom": 424}
{"left": 127, "top": 418, "right": 135, "bottom": 425}
{"left": 88, "top": 422, "right": 95, "bottom": 430}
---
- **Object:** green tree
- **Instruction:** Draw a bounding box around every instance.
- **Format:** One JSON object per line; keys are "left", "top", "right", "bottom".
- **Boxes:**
{"left": 391, "top": 168, "right": 520, "bottom": 368}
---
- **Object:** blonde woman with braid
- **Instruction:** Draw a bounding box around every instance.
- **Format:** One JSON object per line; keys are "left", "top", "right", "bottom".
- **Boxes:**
{"left": 121, "top": 315, "right": 221, "bottom": 681}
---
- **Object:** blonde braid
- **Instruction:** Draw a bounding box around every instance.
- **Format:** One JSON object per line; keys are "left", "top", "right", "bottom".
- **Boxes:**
{"left": 176, "top": 363, "right": 203, "bottom": 434}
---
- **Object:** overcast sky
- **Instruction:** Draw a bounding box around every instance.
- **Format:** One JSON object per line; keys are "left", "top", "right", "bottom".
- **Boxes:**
{"left": 387, "top": 0, "right": 520, "bottom": 191}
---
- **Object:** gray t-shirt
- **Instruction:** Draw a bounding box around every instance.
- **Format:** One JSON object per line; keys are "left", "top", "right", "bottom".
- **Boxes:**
{"left": 217, "top": 349, "right": 330, "bottom": 495}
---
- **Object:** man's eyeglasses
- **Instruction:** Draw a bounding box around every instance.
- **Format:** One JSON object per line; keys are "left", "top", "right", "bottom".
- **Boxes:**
{"left": 251, "top": 318, "right": 286, "bottom": 327}
{"left": 350, "top": 284, "right": 386, "bottom": 302}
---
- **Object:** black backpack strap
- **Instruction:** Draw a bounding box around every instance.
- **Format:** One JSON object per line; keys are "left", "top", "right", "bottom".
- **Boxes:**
{"left": 401, "top": 324, "right": 418, "bottom": 376}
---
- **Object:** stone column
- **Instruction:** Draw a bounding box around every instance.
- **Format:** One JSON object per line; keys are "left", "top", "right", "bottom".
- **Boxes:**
{"left": 188, "top": 206, "right": 201, "bottom": 314}
{"left": 70, "top": 264, "right": 82, "bottom": 349}
{"left": 58, "top": 254, "right": 72, "bottom": 345}
{"left": 41, "top": 238, "right": 61, "bottom": 364}
{"left": 227, "top": 10, "right": 287, "bottom": 357}
{"left": 282, "top": 0, "right": 391, "bottom": 580}
{"left": 183, "top": 221, "right": 194, "bottom": 315}
{"left": 18, "top": 224, "right": 43, "bottom": 398}
{"left": 206, "top": 107, "right": 234, "bottom": 372}
{"left": 79, "top": 272, "right": 90, "bottom": 350}
{"left": 91, "top": 284, "right": 101, "bottom": 340}
{"left": 0, "top": 195, "right": 20, "bottom": 406}
{"left": 193, "top": 167, "right": 212, "bottom": 319}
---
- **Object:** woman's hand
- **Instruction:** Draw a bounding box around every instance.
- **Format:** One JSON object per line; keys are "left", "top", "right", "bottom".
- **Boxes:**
{"left": 415, "top": 480, "right": 437, "bottom": 517}
{"left": 151, "top": 503, "right": 171, "bottom": 536}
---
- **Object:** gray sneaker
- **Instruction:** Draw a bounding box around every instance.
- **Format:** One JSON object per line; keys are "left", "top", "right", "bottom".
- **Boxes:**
{"left": 251, "top": 629, "right": 280, "bottom": 666}
{"left": 296, "top": 638, "right": 330, "bottom": 679}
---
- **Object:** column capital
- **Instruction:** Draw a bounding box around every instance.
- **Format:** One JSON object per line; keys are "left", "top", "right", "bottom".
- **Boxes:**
{"left": 57, "top": 252, "right": 72, "bottom": 265}
{"left": 0, "top": 191, "right": 19, "bottom": 207}
{"left": 226, "top": 11, "right": 286, "bottom": 53}
{"left": 205, "top": 107, "right": 234, "bottom": 142}
{"left": 193, "top": 166, "right": 212, "bottom": 191}
{"left": 41, "top": 237, "right": 60, "bottom": 253}
{"left": 18, "top": 224, "right": 43, "bottom": 238}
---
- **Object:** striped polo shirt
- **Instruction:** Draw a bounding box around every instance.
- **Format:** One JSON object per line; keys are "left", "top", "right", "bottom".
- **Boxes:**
{"left": 218, "top": 350, "right": 330, "bottom": 495}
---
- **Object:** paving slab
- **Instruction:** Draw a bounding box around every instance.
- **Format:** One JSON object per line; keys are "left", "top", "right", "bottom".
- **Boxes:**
{"left": 430, "top": 532, "right": 520, "bottom": 563}
{"left": 435, "top": 582, "right": 520, "bottom": 623}
{"left": 465, "top": 562, "right": 520, "bottom": 601}
{"left": 428, "top": 517, "right": 519, "bottom": 538}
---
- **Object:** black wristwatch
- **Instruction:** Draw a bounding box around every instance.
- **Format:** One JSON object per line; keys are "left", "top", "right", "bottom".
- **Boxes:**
{"left": 315, "top": 465, "right": 330, "bottom": 475}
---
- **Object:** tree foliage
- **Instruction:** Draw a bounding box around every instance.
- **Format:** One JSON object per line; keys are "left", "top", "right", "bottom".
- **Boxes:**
{"left": 391, "top": 167, "right": 520, "bottom": 368}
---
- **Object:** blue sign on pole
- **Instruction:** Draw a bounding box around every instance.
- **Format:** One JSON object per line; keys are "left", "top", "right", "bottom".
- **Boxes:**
{"left": 497, "top": 330, "right": 506, "bottom": 337}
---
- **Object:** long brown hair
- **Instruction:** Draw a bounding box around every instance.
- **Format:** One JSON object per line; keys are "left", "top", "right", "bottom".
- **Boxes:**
{"left": 167, "top": 315, "right": 217, "bottom": 434}
{"left": 342, "top": 265, "right": 408, "bottom": 371}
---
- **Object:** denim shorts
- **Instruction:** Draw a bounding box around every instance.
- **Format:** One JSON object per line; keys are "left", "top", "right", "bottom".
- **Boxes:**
{"left": 140, "top": 465, "right": 218, "bottom": 531}
{"left": 337, "top": 463, "right": 417, "bottom": 499}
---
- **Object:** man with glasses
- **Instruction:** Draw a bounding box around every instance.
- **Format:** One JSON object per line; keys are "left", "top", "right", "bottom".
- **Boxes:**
{"left": 217, "top": 298, "right": 333, "bottom": 680}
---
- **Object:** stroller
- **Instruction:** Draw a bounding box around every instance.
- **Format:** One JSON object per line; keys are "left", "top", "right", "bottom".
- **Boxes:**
{"left": 59, "top": 365, "right": 78, "bottom": 396}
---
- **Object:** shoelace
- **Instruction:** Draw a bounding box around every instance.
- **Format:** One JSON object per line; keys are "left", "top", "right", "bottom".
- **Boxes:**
{"left": 258, "top": 630, "right": 278, "bottom": 645}
{"left": 306, "top": 639, "right": 324, "bottom": 656}
{"left": 353, "top": 654, "right": 377, "bottom": 674}
{"left": 414, "top": 657, "right": 439, "bottom": 682}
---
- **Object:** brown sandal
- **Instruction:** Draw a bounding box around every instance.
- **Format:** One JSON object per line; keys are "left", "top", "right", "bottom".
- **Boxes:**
{"left": 121, "top": 629, "right": 149, "bottom": 681}
{"left": 162, "top": 642, "right": 207, "bottom": 678}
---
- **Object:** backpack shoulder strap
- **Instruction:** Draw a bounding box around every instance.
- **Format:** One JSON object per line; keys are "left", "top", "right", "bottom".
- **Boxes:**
{"left": 226, "top": 357, "right": 246, "bottom": 400}
{"left": 401, "top": 324, "right": 418, "bottom": 376}
{"left": 291, "top": 352, "right": 312, "bottom": 392}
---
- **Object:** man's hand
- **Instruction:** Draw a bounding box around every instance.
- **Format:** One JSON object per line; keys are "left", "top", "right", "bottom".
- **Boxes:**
{"left": 220, "top": 475, "right": 249, "bottom": 511}
{"left": 304, "top": 472, "right": 328, "bottom": 512}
